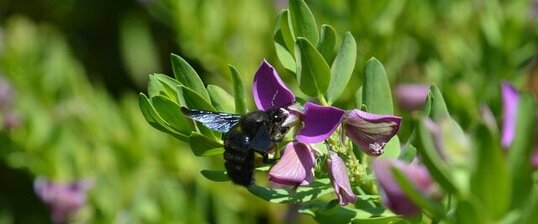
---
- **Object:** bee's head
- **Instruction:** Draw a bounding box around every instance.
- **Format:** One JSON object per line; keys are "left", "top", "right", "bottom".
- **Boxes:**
{"left": 271, "top": 108, "right": 289, "bottom": 125}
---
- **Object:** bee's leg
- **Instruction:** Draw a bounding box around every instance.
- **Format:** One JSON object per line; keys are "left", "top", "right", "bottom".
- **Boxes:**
{"left": 262, "top": 152, "right": 278, "bottom": 163}
{"left": 261, "top": 146, "right": 278, "bottom": 164}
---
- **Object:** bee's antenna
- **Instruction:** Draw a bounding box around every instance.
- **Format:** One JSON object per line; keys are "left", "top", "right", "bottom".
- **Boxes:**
{"left": 271, "top": 90, "right": 279, "bottom": 108}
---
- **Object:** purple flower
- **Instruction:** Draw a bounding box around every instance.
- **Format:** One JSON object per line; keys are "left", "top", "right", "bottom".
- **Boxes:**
{"left": 343, "top": 110, "right": 402, "bottom": 156}
{"left": 395, "top": 84, "right": 429, "bottom": 111}
{"left": 253, "top": 60, "right": 295, "bottom": 111}
{"left": 269, "top": 142, "right": 316, "bottom": 186}
{"left": 327, "top": 151, "right": 356, "bottom": 205}
{"left": 34, "top": 178, "right": 92, "bottom": 224}
{"left": 373, "top": 159, "right": 437, "bottom": 217}
{"left": 501, "top": 81, "right": 519, "bottom": 149}
{"left": 252, "top": 60, "right": 345, "bottom": 144}
{"left": 296, "top": 102, "right": 346, "bottom": 143}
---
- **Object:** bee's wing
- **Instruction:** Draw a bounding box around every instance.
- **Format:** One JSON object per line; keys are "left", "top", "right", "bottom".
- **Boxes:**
{"left": 249, "top": 128, "right": 272, "bottom": 153}
{"left": 181, "top": 107, "right": 241, "bottom": 133}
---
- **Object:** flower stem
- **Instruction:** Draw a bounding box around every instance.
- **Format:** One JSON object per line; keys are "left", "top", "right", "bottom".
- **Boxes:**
{"left": 317, "top": 94, "right": 329, "bottom": 106}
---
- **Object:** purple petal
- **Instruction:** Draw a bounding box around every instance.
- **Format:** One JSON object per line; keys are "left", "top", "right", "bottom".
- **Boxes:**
{"left": 34, "top": 178, "right": 92, "bottom": 224}
{"left": 373, "top": 159, "right": 435, "bottom": 217}
{"left": 395, "top": 84, "right": 429, "bottom": 111}
{"left": 501, "top": 81, "right": 519, "bottom": 148}
{"left": 252, "top": 60, "right": 295, "bottom": 111}
{"left": 343, "top": 110, "right": 401, "bottom": 156}
{"left": 269, "top": 142, "right": 316, "bottom": 186}
{"left": 327, "top": 151, "right": 356, "bottom": 205}
{"left": 296, "top": 102, "right": 345, "bottom": 143}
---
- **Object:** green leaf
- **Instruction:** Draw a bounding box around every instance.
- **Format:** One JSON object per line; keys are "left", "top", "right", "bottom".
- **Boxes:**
{"left": 362, "top": 58, "right": 393, "bottom": 114}
{"left": 399, "top": 129, "right": 417, "bottom": 162}
{"left": 274, "top": 10, "right": 297, "bottom": 75}
{"left": 326, "top": 32, "right": 357, "bottom": 104}
{"left": 248, "top": 178, "right": 333, "bottom": 203}
{"left": 151, "top": 95, "right": 191, "bottom": 135}
{"left": 520, "top": 186, "right": 538, "bottom": 224}
{"left": 295, "top": 37, "right": 331, "bottom": 97}
{"left": 178, "top": 86, "right": 215, "bottom": 111}
{"left": 507, "top": 93, "right": 536, "bottom": 208}
{"left": 152, "top": 74, "right": 181, "bottom": 103}
{"left": 355, "top": 86, "right": 363, "bottom": 108}
{"left": 317, "top": 24, "right": 336, "bottom": 62}
{"left": 200, "top": 170, "right": 230, "bottom": 182}
{"left": 428, "top": 84, "right": 450, "bottom": 120}
{"left": 417, "top": 119, "right": 459, "bottom": 194}
{"left": 170, "top": 53, "right": 209, "bottom": 100}
{"left": 454, "top": 198, "right": 489, "bottom": 224}
{"left": 228, "top": 65, "right": 246, "bottom": 114}
{"left": 289, "top": 0, "right": 319, "bottom": 45}
{"left": 189, "top": 132, "right": 224, "bottom": 157}
{"left": 148, "top": 74, "right": 180, "bottom": 100}
{"left": 470, "top": 125, "right": 510, "bottom": 219}
{"left": 300, "top": 199, "right": 398, "bottom": 224}
{"left": 207, "top": 85, "right": 234, "bottom": 113}
{"left": 391, "top": 166, "right": 445, "bottom": 219}
{"left": 276, "top": 10, "right": 295, "bottom": 53}
{"left": 274, "top": 42, "right": 296, "bottom": 75}
{"left": 138, "top": 93, "right": 189, "bottom": 141}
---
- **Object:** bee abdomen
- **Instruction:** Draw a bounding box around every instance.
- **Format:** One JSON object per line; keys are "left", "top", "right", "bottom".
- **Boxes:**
{"left": 223, "top": 131, "right": 255, "bottom": 186}
{"left": 224, "top": 150, "right": 254, "bottom": 186}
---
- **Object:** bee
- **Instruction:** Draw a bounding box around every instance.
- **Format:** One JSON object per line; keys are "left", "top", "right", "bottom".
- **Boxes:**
{"left": 181, "top": 107, "right": 291, "bottom": 186}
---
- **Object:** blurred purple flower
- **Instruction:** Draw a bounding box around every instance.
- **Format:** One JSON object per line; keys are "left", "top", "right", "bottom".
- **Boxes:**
{"left": 343, "top": 110, "right": 401, "bottom": 156}
{"left": 501, "top": 81, "right": 519, "bottom": 149}
{"left": 395, "top": 84, "right": 429, "bottom": 111}
{"left": 269, "top": 142, "right": 316, "bottom": 186}
{"left": 252, "top": 60, "right": 345, "bottom": 144}
{"left": 0, "top": 76, "right": 14, "bottom": 110}
{"left": 34, "top": 178, "right": 92, "bottom": 224}
{"left": 3, "top": 111, "right": 20, "bottom": 129}
{"left": 327, "top": 151, "right": 356, "bottom": 205}
{"left": 373, "top": 159, "right": 437, "bottom": 217}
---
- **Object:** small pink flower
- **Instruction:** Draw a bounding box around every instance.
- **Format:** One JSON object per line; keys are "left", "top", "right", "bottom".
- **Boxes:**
{"left": 34, "top": 178, "right": 92, "bottom": 224}
{"left": 343, "top": 110, "right": 401, "bottom": 156}
{"left": 327, "top": 151, "right": 356, "bottom": 205}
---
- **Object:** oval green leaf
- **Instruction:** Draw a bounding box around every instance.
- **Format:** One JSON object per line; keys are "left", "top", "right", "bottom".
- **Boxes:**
{"left": 189, "top": 132, "right": 224, "bottom": 157}
{"left": 289, "top": 0, "right": 319, "bottom": 45}
{"left": 170, "top": 53, "right": 209, "bottom": 100}
{"left": 138, "top": 93, "right": 189, "bottom": 141}
{"left": 151, "top": 95, "right": 191, "bottom": 135}
{"left": 362, "top": 57, "right": 393, "bottom": 114}
{"left": 207, "top": 85, "right": 234, "bottom": 113}
{"left": 327, "top": 32, "right": 357, "bottom": 104}
{"left": 228, "top": 65, "right": 246, "bottom": 114}
{"left": 317, "top": 24, "right": 336, "bottom": 63}
{"left": 295, "top": 37, "right": 331, "bottom": 97}
{"left": 200, "top": 170, "right": 230, "bottom": 182}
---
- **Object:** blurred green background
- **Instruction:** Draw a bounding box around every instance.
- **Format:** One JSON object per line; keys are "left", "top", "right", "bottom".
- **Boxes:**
{"left": 0, "top": 0, "right": 537, "bottom": 223}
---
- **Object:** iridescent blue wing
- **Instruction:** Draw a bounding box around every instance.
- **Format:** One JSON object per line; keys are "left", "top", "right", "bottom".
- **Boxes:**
{"left": 181, "top": 107, "right": 241, "bottom": 133}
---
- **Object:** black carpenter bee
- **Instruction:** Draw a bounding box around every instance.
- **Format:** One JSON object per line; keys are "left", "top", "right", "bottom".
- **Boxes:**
{"left": 181, "top": 107, "right": 291, "bottom": 186}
